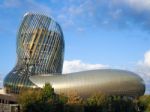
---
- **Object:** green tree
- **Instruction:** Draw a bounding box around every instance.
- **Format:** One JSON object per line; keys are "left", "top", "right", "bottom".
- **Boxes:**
{"left": 109, "top": 96, "right": 136, "bottom": 112}
{"left": 86, "top": 93, "right": 109, "bottom": 112}
{"left": 18, "top": 83, "right": 63, "bottom": 112}
{"left": 86, "top": 94, "right": 138, "bottom": 112}
{"left": 58, "top": 93, "right": 68, "bottom": 104}
{"left": 40, "top": 83, "right": 56, "bottom": 102}
{"left": 138, "top": 95, "right": 150, "bottom": 112}
{"left": 86, "top": 93, "right": 108, "bottom": 107}
{"left": 18, "top": 88, "right": 42, "bottom": 112}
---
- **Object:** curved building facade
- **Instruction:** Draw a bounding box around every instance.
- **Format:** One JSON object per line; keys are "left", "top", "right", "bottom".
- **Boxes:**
{"left": 30, "top": 69, "right": 145, "bottom": 97}
{"left": 3, "top": 13, "right": 145, "bottom": 97}
{"left": 4, "top": 13, "right": 64, "bottom": 94}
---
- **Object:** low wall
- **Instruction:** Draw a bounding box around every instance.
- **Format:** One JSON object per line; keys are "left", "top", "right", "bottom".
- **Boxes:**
{"left": 0, "top": 104, "right": 19, "bottom": 112}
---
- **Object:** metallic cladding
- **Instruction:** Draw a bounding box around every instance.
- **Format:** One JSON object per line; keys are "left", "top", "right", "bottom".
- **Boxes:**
{"left": 3, "top": 13, "right": 145, "bottom": 97}
{"left": 4, "top": 13, "right": 64, "bottom": 94}
{"left": 30, "top": 69, "right": 145, "bottom": 97}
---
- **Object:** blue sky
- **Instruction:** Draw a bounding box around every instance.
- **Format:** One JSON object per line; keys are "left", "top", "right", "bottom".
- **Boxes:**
{"left": 0, "top": 0, "right": 150, "bottom": 94}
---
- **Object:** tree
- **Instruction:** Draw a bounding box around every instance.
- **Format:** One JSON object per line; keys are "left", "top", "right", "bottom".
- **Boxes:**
{"left": 18, "top": 83, "right": 63, "bottom": 112}
{"left": 138, "top": 95, "right": 150, "bottom": 112}
{"left": 40, "top": 83, "right": 56, "bottom": 102}
{"left": 66, "top": 91, "right": 83, "bottom": 105}
{"left": 58, "top": 93, "right": 68, "bottom": 104}
{"left": 86, "top": 93, "right": 109, "bottom": 112}
{"left": 86, "top": 92, "right": 108, "bottom": 107}
{"left": 18, "top": 88, "right": 42, "bottom": 112}
{"left": 109, "top": 96, "right": 136, "bottom": 112}
{"left": 64, "top": 91, "right": 84, "bottom": 112}
{"left": 86, "top": 94, "right": 138, "bottom": 112}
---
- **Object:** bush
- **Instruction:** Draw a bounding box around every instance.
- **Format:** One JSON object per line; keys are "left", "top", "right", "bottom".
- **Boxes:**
{"left": 18, "top": 85, "right": 150, "bottom": 112}
{"left": 18, "top": 83, "right": 64, "bottom": 112}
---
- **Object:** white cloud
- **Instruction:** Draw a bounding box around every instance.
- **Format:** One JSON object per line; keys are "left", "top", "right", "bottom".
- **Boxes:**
{"left": 144, "top": 51, "right": 150, "bottom": 67}
{"left": 0, "top": 82, "right": 2, "bottom": 88}
{"left": 55, "top": 0, "right": 150, "bottom": 31}
{"left": 0, "top": 75, "right": 3, "bottom": 88}
{"left": 56, "top": 0, "right": 94, "bottom": 28}
{"left": 136, "top": 50, "right": 150, "bottom": 94}
{"left": 137, "top": 50, "right": 150, "bottom": 77}
{"left": 25, "top": 0, "right": 52, "bottom": 15}
{"left": 0, "top": 0, "right": 52, "bottom": 15}
{"left": 77, "top": 27, "right": 85, "bottom": 32}
{"left": 63, "top": 60, "right": 108, "bottom": 74}
{"left": 67, "top": 6, "right": 84, "bottom": 16}
{"left": 113, "top": 0, "right": 150, "bottom": 11}
{"left": 0, "top": 0, "right": 21, "bottom": 8}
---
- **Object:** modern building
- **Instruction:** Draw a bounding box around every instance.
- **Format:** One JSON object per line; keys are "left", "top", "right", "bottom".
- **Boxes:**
{"left": 4, "top": 13, "right": 64, "bottom": 94}
{"left": 30, "top": 69, "right": 145, "bottom": 97}
{"left": 3, "top": 13, "right": 145, "bottom": 97}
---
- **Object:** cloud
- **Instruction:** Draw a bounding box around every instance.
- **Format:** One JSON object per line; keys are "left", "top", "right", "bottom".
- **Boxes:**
{"left": 63, "top": 60, "right": 108, "bottom": 73}
{"left": 0, "top": 0, "right": 21, "bottom": 8}
{"left": 136, "top": 50, "right": 150, "bottom": 94}
{"left": 0, "top": 75, "right": 3, "bottom": 88}
{"left": 56, "top": 0, "right": 97, "bottom": 28}
{"left": 137, "top": 74, "right": 150, "bottom": 94}
{"left": 0, "top": 0, "right": 52, "bottom": 15}
{"left": 143, "top": 51, "right": 150, "bottom": 67}
{"left": 77, "top": 27, "right": 85, "bottom": 32}
{"left": 54, "top": 0, "right": 150, "bottom": 32}
{"left": 137, "top": 50, "right": 150, "bottom": 77}
{"left": 113, "top": 0, "right": 150, "bottom": 11}
{"left": 25, "top": 0, "right": 52, "bottom": 15}
{"left": 1, "top": 0, "right": 150, "bottom": 32}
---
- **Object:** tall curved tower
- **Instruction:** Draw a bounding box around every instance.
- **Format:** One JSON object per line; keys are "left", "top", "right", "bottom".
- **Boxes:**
{"left": 4, "top": 13, "right": 64, "bottom": 94}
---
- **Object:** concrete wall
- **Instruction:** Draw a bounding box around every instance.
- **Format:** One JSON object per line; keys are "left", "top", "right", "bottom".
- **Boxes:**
{"left": 0, "top": 104, "right": 19, "bottom": 112}
{"left": 0, "top": 103, "right": 11, "bottom": 112}
{"left": 0, "top": 89, "right": 5, "bottom": 94}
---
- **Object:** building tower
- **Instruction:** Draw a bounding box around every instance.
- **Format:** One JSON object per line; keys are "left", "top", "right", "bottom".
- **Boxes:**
{"left": 4, "top": 13, "right": 64, "bottom": 94}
